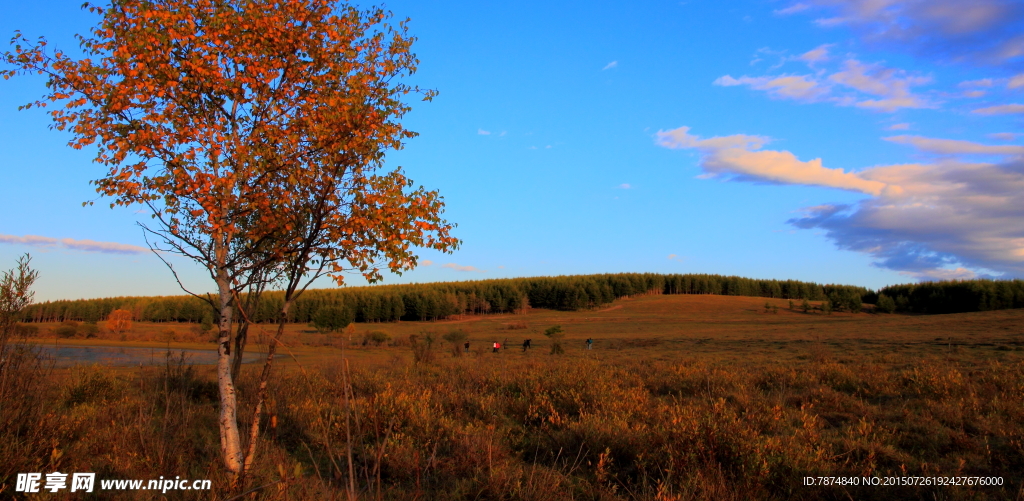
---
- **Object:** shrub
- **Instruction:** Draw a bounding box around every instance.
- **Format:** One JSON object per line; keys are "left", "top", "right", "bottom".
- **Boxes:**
{"left": 54, "top": 321, "right": 79, "bottom": 338}
{"left": 312, "top": 304, "right": 353, "bottom": 334}
{"left": 12, "top": 323, "right": 39, "bottom": 337}
{"left": 365, "top": 330, "right": 391, "bottom": 346}
{"left": 442, "top": 329, "right": 469, "bottom": 357}
{"left": 409, "top": 332, "right": 435, "bottom": 363}
{"left": 200, "top": 313, "right": 214, "bottom": 332}
{"left": 876, "top": 293, "right": 896, "bottom": 314}
{"left": 80, "top": 322, "right": 99, "bottom": 338}
{"left": 544, "top": 325, "right": 565, "bottom": 355}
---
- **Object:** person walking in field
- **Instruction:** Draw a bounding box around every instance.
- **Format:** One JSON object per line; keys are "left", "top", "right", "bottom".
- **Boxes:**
{"left": 522, "top": 339, "right": 531, "bottom": 351}
{"left": 586, "top": 338, "right": 593, "bottom": 350}
{"left": 492, "top": 341, "right": 500, "bottom": 353}
{"left": 464, "top": 341, "right": 470, "bottom": 353}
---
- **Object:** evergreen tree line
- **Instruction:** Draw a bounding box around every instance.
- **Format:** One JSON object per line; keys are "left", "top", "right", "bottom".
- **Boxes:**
{"left": 21, "top": 273, "right": 872, "bottom": 324}
{"left": 877, "top": 279, "right": 1024, "bottom": 314}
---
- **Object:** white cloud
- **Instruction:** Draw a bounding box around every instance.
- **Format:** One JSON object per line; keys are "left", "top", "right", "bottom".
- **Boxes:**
{"left": 972, "top": 103, "right": 1024, "bottom": 115}
{"left": 887, "top": 123, "right": 911, "bottom": 131}
{"left": 717, "top": 56, "right": 932, "bottom": 112}
{"left": 990, "top": 132, "right": 1019, "bottom": 141}
{"left": 899, "top": 267, "right": 978, "bottom": 281}
{"left": 618, "top": 183, "right": 631, "bottom": 189}
{"left": 602, "top": 61, "right": 618, "bottom": 70}
{"left": 1009, "top": 74, "right": 1024, "bottom": 89}
{"left": 884, "top": 135, "right": 1024, "bottom": 156}
{"left": 802, "top": 0, "right": 1024, "bottom": 67}
{"left": 478, "top": 129, "right": 491, "bottom": 135}
{"left": 655, "top": 126, "right": 892, "bottom": 196}
{"left": 0, "top": 234, "right": 150, "bottom": 254}
{"left": 420, "top": 260, "right": 434, "bottom": 266}
{"left": 774, "top": 3, "right": 809, "bottom": 16}
{"left": 959, "top": 79, "right": 995, "bottom": 88}
{"left": 714, "top": 74, "right": 829, "bottom": 102}
{"left": 788, "top": 132, "right": 1024, "bottom": 279}
{"left": 798, "top": 44, "right": 833, "bottom": 64}
{"left": 791, "top": 158, "right": 1024, "bottom": 278}
{"left": 828, "top": 59, "right": 932, "bottom": 112}
{"left": 441, "top": 263, "right": 485, "bottom": 273}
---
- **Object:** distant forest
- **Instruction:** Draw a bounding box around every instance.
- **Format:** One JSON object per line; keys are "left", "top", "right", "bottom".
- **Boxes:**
{"left": 878, "top": 279, "right": 1024, "bottom": 314}
{"left": 22, "top": 273, "right": 868, "bottom": 324}
{"left": 21, "top": 274, "right": 1024, "bottom": 324}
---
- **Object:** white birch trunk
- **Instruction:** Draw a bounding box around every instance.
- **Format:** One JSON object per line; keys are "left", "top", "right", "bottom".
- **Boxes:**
{"left": 216, "top": 267, "right": 244, "bottom": 475}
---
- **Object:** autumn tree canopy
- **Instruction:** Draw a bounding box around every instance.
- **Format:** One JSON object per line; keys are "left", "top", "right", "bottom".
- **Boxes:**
{"left": 106, "top": 308, "right": 133, "bottom": 336}
{"left": 4, "top": 0, "right": 458, "bottom": 479}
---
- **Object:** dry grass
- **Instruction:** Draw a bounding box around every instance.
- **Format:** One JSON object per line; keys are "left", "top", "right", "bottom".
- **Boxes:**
{"left": 5, "top": 294, "right": 1024, "bottom": 500}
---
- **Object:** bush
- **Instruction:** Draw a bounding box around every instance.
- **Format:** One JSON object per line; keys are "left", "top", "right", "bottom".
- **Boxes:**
{"left": 12, "top": 323, "right": 39, "bottom": 337}
{"left": 442, "top": 329, "right": 469, "bottom": 357}
{"left": 54, "top": 321, "right": 79, "bottom": 338}
{"left": 80, "top": 322, "right": 99, "bottom": 338}
{"left": 409, "top": 332, "right": 435, "bottom": 363}
{"left": 200, "top": 313, "right": 214, "bottom": 332}
{"left": 876, "top": 293, "right": 896, "bottom": 314}
{"left": 312, "top": 304, "right": 353, "bottom": 334}
{"left": 365, "top": 330, "right": 391, "bottom": 346}
{"left": 544, "top": 325, "right": 564, "bottom": 355}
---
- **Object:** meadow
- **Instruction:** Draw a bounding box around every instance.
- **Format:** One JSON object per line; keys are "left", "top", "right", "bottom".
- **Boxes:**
{"left": 3, "top": 293, "right": 1023, "bottom": 500}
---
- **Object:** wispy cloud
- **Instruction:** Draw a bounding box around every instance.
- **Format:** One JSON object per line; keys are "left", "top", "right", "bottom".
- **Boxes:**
{"left": 714, "top": 74, "right": 829, "bottom": 102}
{"left": 887, "top": 123, "right": 911, "bottom": 131}
{"left": 960, "top": 79, "right": 995, "bottom": 88}
{"left": 441, "top": 263, "right": 485, "bottom": 273}
{"left": 667, "top": 254, "right": 686, "bottom": 262}
{"left": 617, "top": 183, "right": 631, "bottom": 189}
{"left": 655, "top": 126, "right": 892, "bottom": 196}
{"left": 828, "top": 59, "right": 932, "bottom": 112}
{"left": 798, "top": 44, "right": 833, "bottom": 64}
{"left": 774, "top": 3, "right": 809, "bottom": 16}
{"left": 972, "top": 103, "right": 1024, "bottom": 115}
{"left": 602, "top": 61, "right": 618, "bottom": 70}
{"left": 990, "top": 132, "right": 1019, "bottom": 141}
{"left": 420, "top": 259, "right": 434, "bottom": 266}
{"left": 800, "top": 0, "right": 1024, "bottom": 67}
{"left": 716, "top": 56, "right": 932, "bottom": 112}
{"left": 883, "top": 135, "right": 1024, "bottom": 156}
{"left": 1009, "top": 74, "right": 1024, "bottom": 89}
{"left": 0, "top": 234, "right": 150, "bottom": 254}
{"left": 477, "top": 129, "right": 491, "bottom": 135}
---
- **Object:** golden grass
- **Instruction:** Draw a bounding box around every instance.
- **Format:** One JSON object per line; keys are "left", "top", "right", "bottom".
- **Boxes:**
{"left": 5, "top": 294, "right": 1024, "bottom": 500}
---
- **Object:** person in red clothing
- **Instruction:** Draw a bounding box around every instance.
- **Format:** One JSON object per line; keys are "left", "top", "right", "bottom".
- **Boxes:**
{"left": 492, "top": 341, "right": 500, "bottom": 353}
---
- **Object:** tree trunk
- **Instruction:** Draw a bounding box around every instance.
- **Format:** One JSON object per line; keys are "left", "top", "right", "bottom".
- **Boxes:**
{"left": 241, "top": 300, "right": 292, "bottom": 479}
{"left": 230, "top": 321, "right": 249, "bottom": 381}
{"left": 216, "top": 270, "right": 244, "bottom": 476}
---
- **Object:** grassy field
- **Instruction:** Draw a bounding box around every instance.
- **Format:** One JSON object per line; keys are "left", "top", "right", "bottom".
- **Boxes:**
{"left": 4, "top": 293, "right": 1024, "bottom": 500}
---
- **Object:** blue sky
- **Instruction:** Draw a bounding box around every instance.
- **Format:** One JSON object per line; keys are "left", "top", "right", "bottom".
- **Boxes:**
{"left": 2, "top": 0, "right": 1023, "bottom": 301}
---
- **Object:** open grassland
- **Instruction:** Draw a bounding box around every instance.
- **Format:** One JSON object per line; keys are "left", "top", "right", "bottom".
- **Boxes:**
{"left": 4, "top": 294, "right": 1024, "bottom": 500}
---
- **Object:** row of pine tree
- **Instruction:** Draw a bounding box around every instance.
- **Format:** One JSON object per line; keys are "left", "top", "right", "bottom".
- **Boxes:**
{"left": 28, "top": 274, "right": 1024, "bottom": 323}
{"left": 21, "top": 273, "right": 871, "bottom": 324}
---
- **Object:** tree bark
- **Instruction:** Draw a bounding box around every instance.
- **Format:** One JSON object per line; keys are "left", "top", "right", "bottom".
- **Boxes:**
{"left": 241, "top": 301, "right": 291, "bottom": 478}
{"left": 216, "top": 268, "right": 244, "bottom": 476}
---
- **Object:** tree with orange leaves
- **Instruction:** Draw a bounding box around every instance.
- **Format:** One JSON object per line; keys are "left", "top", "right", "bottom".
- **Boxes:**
{"left": 3, "top": 0, "right": 458, "bottom": 482}
{"left": 106, "top": 308, "right": 133, "bottom": 337}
